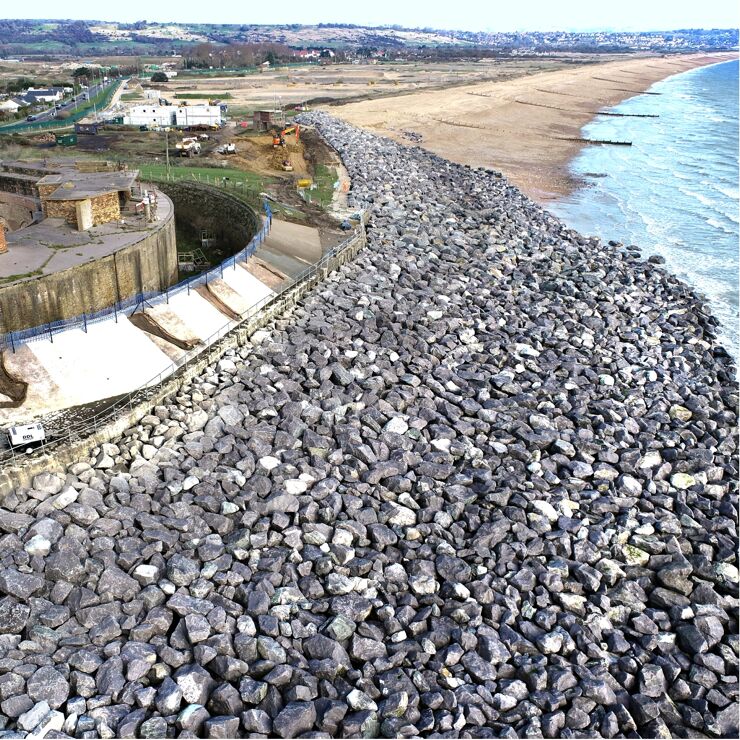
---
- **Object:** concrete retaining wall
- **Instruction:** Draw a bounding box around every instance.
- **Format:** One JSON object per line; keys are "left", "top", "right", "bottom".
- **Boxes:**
{"left": 156, "top": 181, "right": 260, "bottom": 251}
{"left": 0, "top": 211, "right": 177, "bottom": 333}
{"left": 0, "top": 226, "right": 366, "bottom": 497}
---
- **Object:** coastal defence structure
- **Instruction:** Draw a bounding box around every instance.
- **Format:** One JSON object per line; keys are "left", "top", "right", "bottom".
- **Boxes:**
{"left": 0, "top": 210, "right": 367, "bottom": 490}
{"left": 0, "top": 160, "right": 177, "bottom": 333}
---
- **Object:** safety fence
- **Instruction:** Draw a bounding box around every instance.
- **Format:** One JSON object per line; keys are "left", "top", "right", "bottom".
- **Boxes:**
{"left": 0, "top": 220, "right": 365, "bottom": 469}
{"left": 138, "top": 165, "right": 269, "bottom": 204}
{"left": 0, "top": 198, "right": 272, "bottom": 353}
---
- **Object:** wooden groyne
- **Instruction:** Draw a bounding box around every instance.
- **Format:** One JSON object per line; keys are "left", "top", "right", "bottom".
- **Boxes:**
{"left": 514, "top": 99, "right": 658, "bottom": 118}
{"left": 432, "top": 117, "right": 487, "bottom": 130}
{"left": 551, "top": 135, "right": 633, "bottom": 146}
{"left": 592, "top": 77, "right": 662, "bottom": 94}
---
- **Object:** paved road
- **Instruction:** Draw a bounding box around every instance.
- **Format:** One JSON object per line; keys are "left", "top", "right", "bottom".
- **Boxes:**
{"left": 0, "top": 81, "right": 119, "bottom": 132}
{"left": 27, "top": 82, "right": 105, "bottom": 123}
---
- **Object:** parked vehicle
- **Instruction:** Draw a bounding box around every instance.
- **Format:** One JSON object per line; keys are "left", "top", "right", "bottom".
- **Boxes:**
{"left": 7, "top": 423, "right": 46, "bottom": 453}
{"left": 176, "top": 137, "right": 201, "bottom": 157}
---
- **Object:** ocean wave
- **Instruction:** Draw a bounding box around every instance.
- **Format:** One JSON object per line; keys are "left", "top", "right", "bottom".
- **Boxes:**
{"left": 705, "top": 217, "right": 736, "bottom": 235}
{"left": 678, "top": 188, "right": 720, "bottom": 209}
{"left": 715, "top": 184, "right": 740, "bottom": 200}
{"left": 561, "top": 60, "right": 739, "bottom": 362}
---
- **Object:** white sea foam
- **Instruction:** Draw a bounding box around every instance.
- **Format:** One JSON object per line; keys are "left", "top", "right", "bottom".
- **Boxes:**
{"left": 552, "top": 59, "right": 739, "bottom": 361}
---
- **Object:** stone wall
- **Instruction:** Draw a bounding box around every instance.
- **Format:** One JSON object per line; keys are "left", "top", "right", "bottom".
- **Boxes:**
{"left": 156, "top": 181, "right": 260, "bottom": 252}
{"left": 43, "top": 198, "right": 78, "bottom": 224}
{"left": 41, "top": 192, "right": 119, "bottom": 226}
{"left": 91, "top": 192, "right": 120, "bottom": 225}
{"left": 0, "top": 208, "right": 177, "bottom": 333}
{"left": 0, "top": 172, "right": 38, "bottom": 198}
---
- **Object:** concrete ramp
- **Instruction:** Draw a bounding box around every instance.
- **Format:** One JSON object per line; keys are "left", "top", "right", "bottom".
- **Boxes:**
{"left": 260, "top": 218, "right": 323, "bottom": 278}
{"left": 164, "top": 291, "right": 234, "bottom": 342}
{"left": 224, "top": 263, "right": 275, "bottom": 304}
{"left": 246, "top": 257, "right": 289, "bottom": 291}
{"left": 0, "top": 347, "right": 60, "bottom": 422}
{"left": 19, "top": 320, "right": 172, "bottom": 415}
{"left": 143, "top": 304, "right": 203, "bottom": 349}
{"left": 205, "top": 279, "right": 253, "bottom": 317}
{"left": 0, "top": 352, "right": 27, "bottom": 408}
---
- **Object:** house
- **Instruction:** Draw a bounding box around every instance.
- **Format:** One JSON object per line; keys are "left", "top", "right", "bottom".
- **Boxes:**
{"left": 0, "top": 100, "right": 20, "bottom": 113}
{"left": 25, "top": 87, "right": 63, "bottom": 103}
{"left": 252, "top": 109, "right": 283, "bottom": 132}
{"left": 174, "top": 104, "right": 222, "bottom": 128}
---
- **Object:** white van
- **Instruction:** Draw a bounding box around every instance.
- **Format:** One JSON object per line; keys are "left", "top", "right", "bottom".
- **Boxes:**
{"left": 7, "top": 423, "right": 46, "bottom": 452}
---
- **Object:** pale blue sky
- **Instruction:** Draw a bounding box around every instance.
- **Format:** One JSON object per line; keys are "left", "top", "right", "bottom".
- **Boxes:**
{"left": 4, "top": 0, "right": 739, "bottom": 33}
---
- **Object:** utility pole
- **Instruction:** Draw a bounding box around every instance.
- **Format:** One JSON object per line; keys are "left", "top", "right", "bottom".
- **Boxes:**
{"left": 165, "top": 127, "right": 171, "bottom": 178}
{"left": 91, "top": 69, "right": 98, "bottom": 122}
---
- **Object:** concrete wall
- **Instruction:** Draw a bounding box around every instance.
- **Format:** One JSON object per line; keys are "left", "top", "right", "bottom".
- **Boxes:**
{"left": 0, "top": 210, "right": 177, "bottom": 333}
{"left": 157, "top": 181, "right": 260, "bottom": 252}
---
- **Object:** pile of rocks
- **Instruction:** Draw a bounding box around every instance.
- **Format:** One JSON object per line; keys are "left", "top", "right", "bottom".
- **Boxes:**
{"left": 0, "top": 112, "right": 737, "bottom": 739}
{"left": 400, "top": 130, "right": 423, "bottom": 143}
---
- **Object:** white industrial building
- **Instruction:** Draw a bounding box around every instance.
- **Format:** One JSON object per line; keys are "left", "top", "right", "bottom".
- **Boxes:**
{"left": 124, "top": 105, "right": 176, "bottom": 127}
{"left": 174, "top": 105, "right": 222, "bottom": 127}
{"left": 123, "top": 104, "right": 222, "bottom": 128}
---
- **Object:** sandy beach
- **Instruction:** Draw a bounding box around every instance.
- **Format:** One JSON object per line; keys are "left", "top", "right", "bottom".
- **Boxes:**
{"left": 330, "top": 52, "right": 737, "bottom": 202}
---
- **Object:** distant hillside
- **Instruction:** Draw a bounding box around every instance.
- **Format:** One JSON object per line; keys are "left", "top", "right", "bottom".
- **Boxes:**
{"left": 0, "top": 19, "right": 736, "bottom": 57}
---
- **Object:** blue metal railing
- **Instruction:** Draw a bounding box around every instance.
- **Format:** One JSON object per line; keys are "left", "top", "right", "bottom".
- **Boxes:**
{"left": 1, "top": 200, "right": 272, "bottom": 353}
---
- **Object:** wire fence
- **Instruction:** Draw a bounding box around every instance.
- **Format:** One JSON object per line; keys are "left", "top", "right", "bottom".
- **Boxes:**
{"left": 143, "top": 166, "right": 268, "bottom": 203}
{"left": 0, "top": 198, "right": 273, "bottom": 353}
{"left": 0, "top": 222, "right": 365, "bottom": 467}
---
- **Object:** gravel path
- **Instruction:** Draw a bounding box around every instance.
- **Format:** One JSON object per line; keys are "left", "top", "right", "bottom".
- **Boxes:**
{"left": 0, "top": 113, "right": 737, "bottom": 739}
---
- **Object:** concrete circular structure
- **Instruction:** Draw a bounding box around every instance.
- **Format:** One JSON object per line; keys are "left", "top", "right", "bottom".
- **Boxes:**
{"left": 0, "top": 160, "right": 177, "bottom": 333}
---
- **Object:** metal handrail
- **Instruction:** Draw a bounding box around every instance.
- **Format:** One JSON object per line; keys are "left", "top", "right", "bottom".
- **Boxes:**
{"left": 0, "top": 199, "right": 272, "bottom": 353}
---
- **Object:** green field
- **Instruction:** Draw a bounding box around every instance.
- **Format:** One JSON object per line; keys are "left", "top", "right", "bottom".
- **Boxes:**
{"left": 138, "top": 162, "right": 270, "bottom": 190}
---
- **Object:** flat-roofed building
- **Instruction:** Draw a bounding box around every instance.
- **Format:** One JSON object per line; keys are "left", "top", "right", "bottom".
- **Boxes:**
{"left": 36, "top": 170, "right": 139, "bottom": 230}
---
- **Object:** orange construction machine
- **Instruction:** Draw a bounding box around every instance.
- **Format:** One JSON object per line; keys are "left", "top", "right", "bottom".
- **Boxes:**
{"left": 272, "top": 124, "right": 300, "bottom": 148}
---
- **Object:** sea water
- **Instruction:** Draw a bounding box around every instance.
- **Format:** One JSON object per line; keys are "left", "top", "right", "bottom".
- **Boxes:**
{"left": 549, "top": 59, "right": 739, "bottom": 362}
